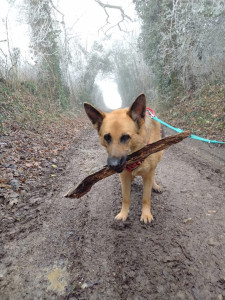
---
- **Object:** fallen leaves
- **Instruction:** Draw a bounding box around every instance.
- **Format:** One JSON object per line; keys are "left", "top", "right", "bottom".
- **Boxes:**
{"left": 1, "top": 118, "right": 87, "bottom": 203}
{"left": 0, "top": 115, "right": 88, "bottom": 240}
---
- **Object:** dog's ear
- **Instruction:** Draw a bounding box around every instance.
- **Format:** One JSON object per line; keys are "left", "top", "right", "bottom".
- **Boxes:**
{"left": 128, "top": 94, "right": 146, "bottom": 125}
{"left": 84, "top": 102, "right": 105, "bottom": 131}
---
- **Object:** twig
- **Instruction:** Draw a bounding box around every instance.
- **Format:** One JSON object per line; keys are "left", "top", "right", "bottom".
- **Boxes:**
{"left": 94, "top": 0, "right": 132, "bottom": 35}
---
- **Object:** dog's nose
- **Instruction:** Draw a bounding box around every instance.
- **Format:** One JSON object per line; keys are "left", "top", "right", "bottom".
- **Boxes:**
{"left": 107, "top": 156, "right": 127, "bottom": 172}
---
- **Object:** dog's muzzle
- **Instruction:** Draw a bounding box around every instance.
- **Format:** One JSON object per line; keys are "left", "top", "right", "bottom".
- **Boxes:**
{"left": 107, "top": 155, "right": 127, "bottom": 173}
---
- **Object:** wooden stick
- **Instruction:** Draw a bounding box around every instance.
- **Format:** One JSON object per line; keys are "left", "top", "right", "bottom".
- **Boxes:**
{"left": 65, "top": 131, "right": 190, "bottom": 198}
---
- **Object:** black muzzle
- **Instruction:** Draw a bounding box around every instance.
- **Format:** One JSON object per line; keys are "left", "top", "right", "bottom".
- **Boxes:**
{"left": 107, "top": 155, "right": 127, "bottom": 173}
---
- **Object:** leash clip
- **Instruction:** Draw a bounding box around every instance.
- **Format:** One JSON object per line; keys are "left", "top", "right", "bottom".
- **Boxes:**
{"left": 146, "top": 108, "right": 156, "bottom": 118}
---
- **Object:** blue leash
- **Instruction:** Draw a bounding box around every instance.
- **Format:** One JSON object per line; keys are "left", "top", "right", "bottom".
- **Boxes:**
{"left": 152, "top": 116, "right": 225, "bottom": 144}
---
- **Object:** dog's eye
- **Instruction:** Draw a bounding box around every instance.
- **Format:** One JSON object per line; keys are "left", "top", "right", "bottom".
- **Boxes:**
{"left": 120, "top": 134, "right": 130, "bottom": 143}
{"left": 104, "top": 133, "right": 112, "bottom": 144}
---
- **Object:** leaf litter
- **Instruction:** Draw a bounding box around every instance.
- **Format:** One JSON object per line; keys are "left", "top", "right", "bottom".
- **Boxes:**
{"left": 0, "top": 115, "right": 88, "bottom": 241}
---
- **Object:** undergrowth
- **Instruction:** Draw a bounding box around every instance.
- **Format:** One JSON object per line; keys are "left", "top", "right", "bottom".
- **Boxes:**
{"left": 156, "top": 84, "right": 225, "bottom": 141}
{"left": 0, "top": 81, "right": 80, "bottom": 134}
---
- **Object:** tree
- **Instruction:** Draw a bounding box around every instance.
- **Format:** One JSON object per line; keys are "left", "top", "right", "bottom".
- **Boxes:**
{"left": 133, "top": 0, "right": 225, "bottom": 99}
{"left": 111, "top": 36, "right": 155, "bottom": 106}
{"left": 25, "top": 0, "right": 69, "bottom": 108}
{"left": 79, "top": 41, "right": 112, "bottom": 104}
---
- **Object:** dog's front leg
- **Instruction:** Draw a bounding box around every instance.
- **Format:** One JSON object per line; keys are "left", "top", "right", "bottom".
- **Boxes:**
{"left": 115, "top": 171, "right": 132, "bottom": 221}
{"left": 141, "top": 171, "right": 155, "bottom": 223}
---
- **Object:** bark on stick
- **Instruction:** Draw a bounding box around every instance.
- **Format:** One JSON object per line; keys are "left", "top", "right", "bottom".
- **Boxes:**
{"left": 65, "top": 131, "right": 190, "bottom": 199}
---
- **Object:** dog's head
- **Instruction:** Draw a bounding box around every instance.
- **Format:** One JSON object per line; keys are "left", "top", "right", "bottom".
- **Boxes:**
{"left": 84, "top": 94, "right": 147, "bottom": 172}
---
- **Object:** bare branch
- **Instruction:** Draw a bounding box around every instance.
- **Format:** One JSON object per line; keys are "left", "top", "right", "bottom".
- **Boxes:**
{"left": 49, "top": 0, "right": 64, "bottom": 18}
{"left": 94, "top": 0, "right": 132, "bottom": 35}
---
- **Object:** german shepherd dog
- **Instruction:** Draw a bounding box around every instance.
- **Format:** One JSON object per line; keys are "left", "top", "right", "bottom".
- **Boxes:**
{"left": 84, "top": 94, "right": 163, "bottom": 223}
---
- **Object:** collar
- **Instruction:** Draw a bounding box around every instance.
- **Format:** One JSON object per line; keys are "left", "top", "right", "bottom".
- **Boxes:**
{"left": 126, "top": 160, "right": 143, "bottom": 172}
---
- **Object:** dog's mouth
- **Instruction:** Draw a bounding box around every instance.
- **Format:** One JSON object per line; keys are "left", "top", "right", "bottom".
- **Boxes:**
{"left": 112, "top": 165, "right": 125, "bottom": 173}
{"left": 107, "top": 155, "right": 127, "bottom": 173}
{"left": 108, "top": 163, "right": 126, "bottom": 173}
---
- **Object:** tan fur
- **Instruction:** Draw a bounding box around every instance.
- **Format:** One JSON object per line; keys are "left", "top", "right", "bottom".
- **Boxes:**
{"left": 84, "top": 94, "right": 164, "bottom": 223}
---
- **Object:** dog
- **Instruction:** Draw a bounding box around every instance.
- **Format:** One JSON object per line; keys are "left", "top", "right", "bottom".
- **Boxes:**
{"left": 84, "top": 94, "right": 163, "bottom": 223}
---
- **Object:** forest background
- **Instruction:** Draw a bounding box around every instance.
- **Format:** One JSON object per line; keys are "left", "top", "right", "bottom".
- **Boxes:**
{"left": 0, "top": 0, "right": 225, "bottom": 140}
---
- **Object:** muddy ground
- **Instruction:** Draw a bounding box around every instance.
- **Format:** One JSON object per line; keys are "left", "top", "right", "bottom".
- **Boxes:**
{"left": 1, "top": 126, "right": 225, "bottom": 300}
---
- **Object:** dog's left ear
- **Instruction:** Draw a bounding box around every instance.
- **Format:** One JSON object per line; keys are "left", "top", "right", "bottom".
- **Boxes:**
{"left": 128, "top": 94, "right": 146, "bottom": 124}
{"left": 84, "top": 102, "right": 105, "bottom": 131}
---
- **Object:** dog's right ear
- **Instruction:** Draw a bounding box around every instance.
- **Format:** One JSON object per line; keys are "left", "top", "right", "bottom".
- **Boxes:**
{"left": 84, "top": 103, "right": 105, "bottom": 131}
{"left": 127, "top": 94, "right": 146, "bottom": 126}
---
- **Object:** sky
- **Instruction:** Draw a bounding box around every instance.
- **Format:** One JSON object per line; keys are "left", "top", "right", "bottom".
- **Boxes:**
{"left": 57, "top": 0, "right": 137, "bottom": 109}
{"left": 0, "top": 0, "right": 138, "bottom": 109}
{"left": 98, "top": 79, "right": 122, "bottom": 109}
{"left": 57, "top": 0, "right": 137, "bottom": 44}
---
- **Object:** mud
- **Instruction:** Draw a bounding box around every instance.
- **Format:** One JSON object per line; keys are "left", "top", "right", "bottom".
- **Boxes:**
{"left": 1, "top": 127, "right": 225, "bottom": 300}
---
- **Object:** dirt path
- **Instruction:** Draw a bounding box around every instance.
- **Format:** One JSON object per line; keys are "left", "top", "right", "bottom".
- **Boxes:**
{"left": 1, "top": 126, "right": 225, "bottom": 300}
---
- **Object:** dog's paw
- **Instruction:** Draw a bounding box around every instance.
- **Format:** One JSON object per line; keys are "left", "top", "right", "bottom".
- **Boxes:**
{"left": 115, "top": 211, "right": 128, "bottom": 221}
{"left": 152, "top": 185, "right": 163, "bottom": 194}
{"left": 140, "top": 212, "right": 153, "bottom": 224}
{"left": 152, "top": 183, "right": 163, "bottom": 193}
